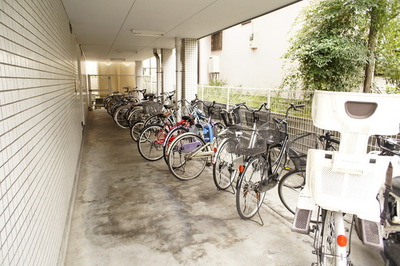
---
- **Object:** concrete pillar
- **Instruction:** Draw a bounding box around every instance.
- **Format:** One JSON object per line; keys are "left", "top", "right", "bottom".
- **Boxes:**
{"left": 161, "top": 48, "right": 175, "bottom": 93}
{"left": 153, "top": 48, "right": 162, "bottom": 96}
{"left": 181, "top": 38, "right": 198, "bottom": 101}
{"left": 175, "top": 38, "right": 182, "bottom": 102}
{"left": 135, "top": 60, "right": 143, "bottom": 90}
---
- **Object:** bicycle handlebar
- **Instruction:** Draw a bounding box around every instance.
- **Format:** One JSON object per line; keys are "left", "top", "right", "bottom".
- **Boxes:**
{"left": 319, "top": 132, "right": 340, "bottom": 146}
{"left": 376, "top": 135, "right": 400, "bottom": 156}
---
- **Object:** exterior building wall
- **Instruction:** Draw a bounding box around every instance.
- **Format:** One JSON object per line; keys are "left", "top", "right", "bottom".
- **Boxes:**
{"left": 0, "top": 0, "right": 83, "bottom": 265}
{"left": 199, "top": 0, "right": 309, "bottom": 88}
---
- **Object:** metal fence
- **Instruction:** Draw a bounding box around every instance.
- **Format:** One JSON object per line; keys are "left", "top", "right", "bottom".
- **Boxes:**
{"left": 198, "top": 85, "right": 399, "bottom": 154}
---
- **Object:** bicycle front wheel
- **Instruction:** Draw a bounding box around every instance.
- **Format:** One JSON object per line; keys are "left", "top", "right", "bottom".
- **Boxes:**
{"left": 213, "top": 138, "right": 239, "bottom": 190}
{"left": 236, "top": 156, "right": 266, "bottom": 219}
{"left": 137, "top": 124, "right": 166, "bottom": 161}
{"left": 278, "top": 170, "right": 306, "bottom": 215}
{"left": 113, "top": 105, "right": 130, "bottom": 129}
{"left": 130, "top": 120, "right": 144, "bottom": 142}
{"left": 167, "top": 133, "right": 207, "bottom": 181}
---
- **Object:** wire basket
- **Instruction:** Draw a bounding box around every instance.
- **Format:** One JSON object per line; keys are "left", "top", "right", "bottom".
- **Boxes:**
{"left": 257, "top": 121, "right": 284, "bottom": 146}
{"left": 142, "top": 101, "right": 163, "bottom": 115}
{"left": 230, "top": 133, "right": 267, "bottom": 156}
{"left": 221, "top": 108, "right": 242, "bottom": 127}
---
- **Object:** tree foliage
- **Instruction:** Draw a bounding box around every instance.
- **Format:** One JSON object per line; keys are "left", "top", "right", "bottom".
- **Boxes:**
{"left": 283, "top": 0, "right": 400, "bottom": 93}
{"left": 377, "top": 14, "right": 400, "bottom": 92}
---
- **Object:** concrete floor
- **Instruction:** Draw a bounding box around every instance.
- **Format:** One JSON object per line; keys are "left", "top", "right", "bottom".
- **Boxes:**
{"left": 65, "top": 109, "right": 384, "bottom": 266}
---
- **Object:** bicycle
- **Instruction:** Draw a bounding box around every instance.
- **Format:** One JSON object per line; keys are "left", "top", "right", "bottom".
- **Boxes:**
{"left": 371, "top": 135, "right": 400, "bottom": 266}
{"left": 162, "top": 99, "right": 207, "bottom": 164}
{"left": 130, "top": 92, "right": 176, "bottom": 141}
{"left": 278, "top": 132, "right": 339, "bottom": 220}
{"left": 137, "top": 112, "right": 197, "bottom": 161}
{"left": 235, "top": 103, "right": 305, "bottom": 220}
{"left": 137, "top": 97, "right": 211, "bottom": 161}
{"left": 292, "top": 90, "right": 400, "bottom": 266}
{"left": 166, "top": 101, "right": 225, "bottom": 181}
{"left": 212, "top": 102, "right": 270, "bottom": 191}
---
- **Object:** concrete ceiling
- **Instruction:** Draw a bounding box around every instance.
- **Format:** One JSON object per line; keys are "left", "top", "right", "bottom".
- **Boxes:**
{"left": 62, "top": 0, "right": 302, "bottom": 62}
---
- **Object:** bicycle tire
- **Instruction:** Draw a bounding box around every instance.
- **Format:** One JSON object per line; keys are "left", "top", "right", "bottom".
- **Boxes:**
{"left": 162, "top": 126, "right": 189, "bottom": 164}
{"left": 278, "top": 170, "right": 306, "bottom": 215}
{"left": 236, "top": 156, "right": 267, "bottom": 219}
{"left": 137, "top": 124, "right": 165, "bottom": 161}
{"left": 130, "top": 120, "right": 144, "bottom": 142}
{"left": 213, "top": 138, "right": 240, "bottom": 190}
{"left": 167, "top": 132, "right": 207, "bottom": 181}
{"left": 113, "top": 105, "right": 131, "bottom": 129}
{"left": 144, "top": 114, "right": 165, "bottom": 127}
{"left": 318, "top": 210, "right": 348, "bottom": 266}
{"left": 127, "top": 107, "right": 144, "bottom": 127}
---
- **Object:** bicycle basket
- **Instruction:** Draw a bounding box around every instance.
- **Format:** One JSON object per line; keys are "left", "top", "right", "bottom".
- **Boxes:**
{"left": 257, "top": 121, "right": 283, "bottom": 146}
{"left": 221, "top": 108, "right": 242, "bottom": 127}
{"left": 142, "top": 101, "right": 163, "bottom": 115}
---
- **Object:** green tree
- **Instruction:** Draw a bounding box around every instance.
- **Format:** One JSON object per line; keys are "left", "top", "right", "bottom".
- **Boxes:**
{"left": 376, "top": 14, "right": 400, "bottom": 92}
{"left": 283, "top": 0, "right": 400, "bottom": 93}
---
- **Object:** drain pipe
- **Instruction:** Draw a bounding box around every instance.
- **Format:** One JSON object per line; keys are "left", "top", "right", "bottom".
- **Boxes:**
{"left": 153, "top": 48, "right": 163, "bottom": 99}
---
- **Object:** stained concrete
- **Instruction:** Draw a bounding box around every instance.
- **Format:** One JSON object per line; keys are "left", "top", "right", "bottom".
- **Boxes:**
{"left": 65, "top": 109, "right": 384, "bottom": 266}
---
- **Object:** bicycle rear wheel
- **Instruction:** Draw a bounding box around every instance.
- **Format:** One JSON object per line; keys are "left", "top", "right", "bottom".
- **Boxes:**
{"left": 236, "top": 156, "right": 266, "bottom": 219}
{"left": 163, "top": 126, "right": 189, "bottom": 164}
{"left": 137, "top": 124, "right": 165, "bottom": 161}
{"left": 317, "top": 210, "right": 348, "bottom": 266}
{"left": 213, "top": 138, "right": 239, "bottom": 190}
{"left": 167, "top": 133, "right": 207, "bottom": 181}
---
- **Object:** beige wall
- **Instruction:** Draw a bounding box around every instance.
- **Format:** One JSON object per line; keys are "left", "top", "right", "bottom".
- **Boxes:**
{"left": 97, "top": 62, "right": 136, "bottom": 96}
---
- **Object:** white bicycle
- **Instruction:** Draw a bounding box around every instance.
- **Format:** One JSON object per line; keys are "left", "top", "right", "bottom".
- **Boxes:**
{"left": 293, "top": 91, "right": 400, "bottom": 266}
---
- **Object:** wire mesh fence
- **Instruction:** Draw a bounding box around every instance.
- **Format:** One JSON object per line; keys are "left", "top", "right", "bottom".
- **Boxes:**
{"left": 198, "top": 85, "right": 399, "bottom": 154}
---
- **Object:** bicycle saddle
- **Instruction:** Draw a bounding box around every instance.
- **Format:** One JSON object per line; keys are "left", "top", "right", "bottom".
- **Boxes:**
{"left": 182, "top": 115, "right": 195, "bottom": 122}
{"left": 164, "top": 104, "right": 174, "bottom": 109}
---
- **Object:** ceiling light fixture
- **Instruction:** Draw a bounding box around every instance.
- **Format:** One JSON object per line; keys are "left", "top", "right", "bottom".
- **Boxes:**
{"left": 131, "top": 29, "right": 164, "bottom": 37}
{"left": 110, "top": 58, "right": 126, "bottom": 61}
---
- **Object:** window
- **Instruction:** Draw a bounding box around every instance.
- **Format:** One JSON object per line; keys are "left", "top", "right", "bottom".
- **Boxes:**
{"left": 211, "top": 31, "right": 223, "bottom": 51}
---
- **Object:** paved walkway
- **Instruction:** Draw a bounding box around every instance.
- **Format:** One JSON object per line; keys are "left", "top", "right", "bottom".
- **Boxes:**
{"left": 65, "top": 109, "right": 383, "bottom": 266}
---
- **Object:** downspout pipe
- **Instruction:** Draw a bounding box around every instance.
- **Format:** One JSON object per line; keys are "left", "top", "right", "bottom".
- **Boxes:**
{"left": 153, "top": 48, "right": 163, "bottom": 99}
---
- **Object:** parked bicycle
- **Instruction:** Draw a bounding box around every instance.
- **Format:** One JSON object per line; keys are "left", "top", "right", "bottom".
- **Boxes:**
{"left": 212, "top": 102, "right": 270, "bottom": 191}
{"left": 357, "top": 135, "right": 400, "bottom": 266}
{"left": 137, "top": 97, "right": 210, "bottom": 161}
{"left": 235, "top": 103, "right": 305, "bottom": 221}
{"left": 278, "top": 131, "right": 339, "bottom": 221}
{"left": 166, "top": 100, "right": 225, "bottom": 181}
{"left": 292, "top": 90, "right": 400, "bottom": 266}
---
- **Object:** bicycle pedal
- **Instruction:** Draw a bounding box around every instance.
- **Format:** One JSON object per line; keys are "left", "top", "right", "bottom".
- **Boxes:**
{"left": 206, "top": 162, "right": 212, "bottom": 167}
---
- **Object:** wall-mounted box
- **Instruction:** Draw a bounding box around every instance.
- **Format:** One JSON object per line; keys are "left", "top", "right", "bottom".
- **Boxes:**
{"left": 249, "top": 32, "right": 259, "bottom": 49}
{"left": 208, "top": 56, "right": 220, "bottom": 73}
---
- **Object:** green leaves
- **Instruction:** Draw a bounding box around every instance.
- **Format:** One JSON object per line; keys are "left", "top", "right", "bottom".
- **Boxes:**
{"left": 283, "top": 0, "right": 400, "bottom": 93}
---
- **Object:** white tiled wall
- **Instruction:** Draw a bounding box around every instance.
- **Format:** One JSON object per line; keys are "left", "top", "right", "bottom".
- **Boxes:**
{"left": 181, "top": 39, "right": 198, "bottom": 101}
{"left": 0, "top": 0, "right": 83, "bottom": 265}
